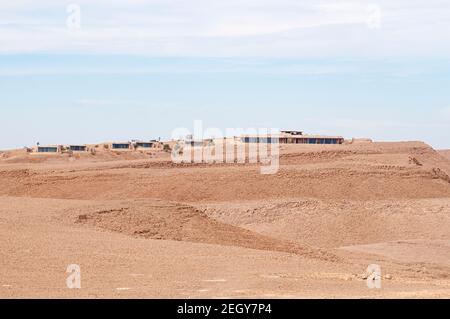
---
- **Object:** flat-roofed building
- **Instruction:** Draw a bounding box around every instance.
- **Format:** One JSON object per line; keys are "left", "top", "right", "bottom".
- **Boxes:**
{"left": 134, "top": 141, "right": 155, "bottom": 149}
{"left": 111, "top": 142, "right": 131, "bottom": 150}
{"left": 278, "top": 135, "right": 344, "bottom": 144}
{"left": 69, "top": 145, "right": 87, "bottom": 152}
{"left": 137, "top": 142, "right": 153, "bottom": 148}
{"left": 36, "top": 146, "right": 61, "bottom": 153}
{"left": 241, "top": 131, "right": 344, "bottom": 145}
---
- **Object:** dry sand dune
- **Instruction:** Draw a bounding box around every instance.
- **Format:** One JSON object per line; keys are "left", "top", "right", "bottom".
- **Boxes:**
{"left": 1, "top": 141, "right": 450, "bottom": 298}
{"left": 65, "top": 199, "right": 335, "bottom": 261}
{"left": 199, "top": 198, "right": 450, "bottom": 249}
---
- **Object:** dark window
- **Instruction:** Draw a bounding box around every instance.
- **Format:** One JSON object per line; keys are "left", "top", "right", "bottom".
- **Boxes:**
{"left": 70, "top": 146, "right": 86, "bottom": 151}
{"left": 137, "top": 143, "right": 152, "bottom": 148}
{"left": 112, "top": 144, "right": 130, "bottom": 149}
{"left": 38, "top": 147, "right": 57, "bottom": 153}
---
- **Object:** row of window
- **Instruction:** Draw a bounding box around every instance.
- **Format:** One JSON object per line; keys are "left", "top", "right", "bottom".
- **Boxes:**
{"left": 112, "top": 143, "right": 154, "bottom": 149}
{"left": 112, "top": 144, "right": 131, "bottom": 149}
{"left": 242, "top": 137, "right": 342, "bottom": 144}
{"left": 242, "top": 137, "right": 280, "bottom": 143}
{"left": 136, "top": 143, "right": 153, "bottom": 148}
{"left": 37, "top": 147, "right": 58, "bottom": 152}
{"left": 298, "top": 138, "right": 340, "bottom": 144}
{"left": 70, "top": 146, "right": 86, "bottom": 151}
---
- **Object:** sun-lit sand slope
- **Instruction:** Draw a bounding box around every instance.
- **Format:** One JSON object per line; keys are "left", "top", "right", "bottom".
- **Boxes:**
{"left": 439, "top": 149, "right": 450, "bottom": 161}
{"left": 1, "top": 141, "right": 449, "bottom": 298}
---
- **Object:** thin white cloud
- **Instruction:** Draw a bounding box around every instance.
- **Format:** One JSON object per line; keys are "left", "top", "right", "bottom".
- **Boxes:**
{"left": 0, "top": 0, "right": 449, "bottom": 57}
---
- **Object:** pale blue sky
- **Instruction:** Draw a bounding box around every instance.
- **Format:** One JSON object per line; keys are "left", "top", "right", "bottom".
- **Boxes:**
{"left": 1, "top": 1, "right": 450, "bottom": 149}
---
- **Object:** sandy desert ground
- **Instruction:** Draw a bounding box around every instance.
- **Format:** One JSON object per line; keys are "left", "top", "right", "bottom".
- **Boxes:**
{"left": 0, "top": 141, "right": 450, "bottom": 298}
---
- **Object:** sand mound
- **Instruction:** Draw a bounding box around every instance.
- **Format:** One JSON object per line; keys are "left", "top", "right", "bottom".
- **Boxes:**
{"left": 279, "top": 149, "right": 380, "bottom": 165}
{"left": 68, "top": 199, "right": 337, "bottom": 261}
{"left": 2, "top": 141, "right": 450, "bottom": 202}
{"left": 200, "top": 198, "right": 450, "bottom": 249}
{"left": 0, "top": 146, "right": 168, "bottom": 164}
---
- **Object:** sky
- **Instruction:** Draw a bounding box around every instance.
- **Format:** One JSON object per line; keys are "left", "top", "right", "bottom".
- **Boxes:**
{"left": 1, "top": 0, "right": 450, "bottom": 149}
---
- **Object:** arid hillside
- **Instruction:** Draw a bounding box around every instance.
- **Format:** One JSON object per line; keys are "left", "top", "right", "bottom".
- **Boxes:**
{"left": 1, "top": 141, "right": 449, "bottom": 298}
{"left": 439, "top": 149, "right": 450, "bottom": 161}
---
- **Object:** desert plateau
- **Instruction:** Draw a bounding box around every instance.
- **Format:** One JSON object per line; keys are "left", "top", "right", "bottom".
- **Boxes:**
{"left": 1, "top": 141, "right": 449, "bottom": 298}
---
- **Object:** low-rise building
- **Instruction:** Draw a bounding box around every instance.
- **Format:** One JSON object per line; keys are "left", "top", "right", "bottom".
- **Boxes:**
{"left": 37, "top": 146, "right": 60, "bottom": 153}
{"left": 69, "top": 145, "right": 87, "bottom": 152}
{"left": 133, "top": 141, "right": 156, "bottom": 150}
{"left": 110, "top": 142, "right": 131, "bottom": 150}
{"left": 241, "top": 131, "right": 344, "bottom": 144}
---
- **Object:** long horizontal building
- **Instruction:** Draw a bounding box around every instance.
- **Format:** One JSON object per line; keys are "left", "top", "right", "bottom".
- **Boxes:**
{"left": 34, "top": 144, "right": 88, "bottom": 153}
{"left": 37, "top": 146, "right": 60, "bottom": 153}
{"left": 110, "top": 142, "right": 131, "bottom": 150}
{"left": 69, "top": 145, "right": 87, "bottom": 151}
{"left": 108, "top": 140, "right": 158, "bottom": 150}
{"left": 241, "top": 130, "right": 344, "bottom": 145}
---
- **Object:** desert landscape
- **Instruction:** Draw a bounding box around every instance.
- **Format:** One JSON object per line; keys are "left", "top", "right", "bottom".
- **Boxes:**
{"left": 0, "top": 140, "right": 450, "bottom": 298}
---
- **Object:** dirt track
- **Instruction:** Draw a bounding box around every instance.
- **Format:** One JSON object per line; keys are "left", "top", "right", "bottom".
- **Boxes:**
{"left": 1, "top": 142, "right": 449, "bottom": 298}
